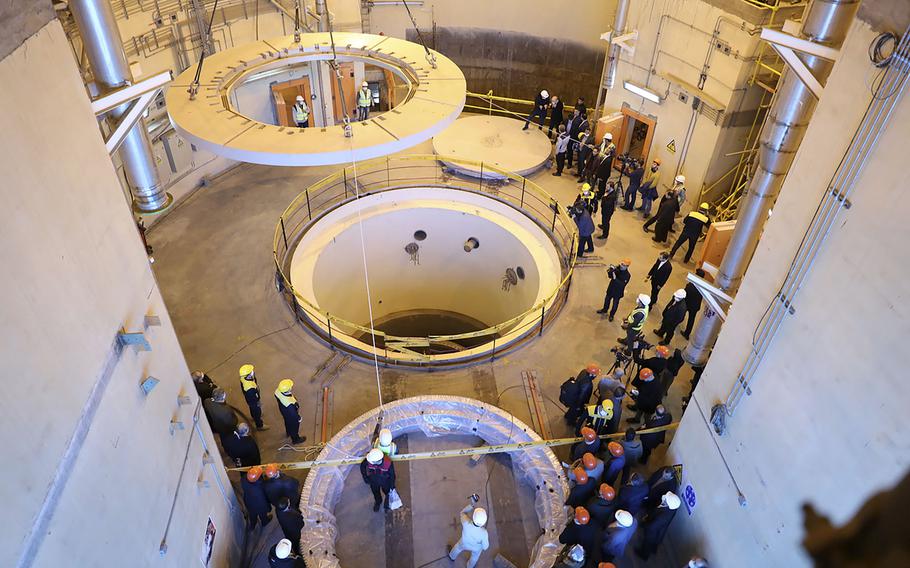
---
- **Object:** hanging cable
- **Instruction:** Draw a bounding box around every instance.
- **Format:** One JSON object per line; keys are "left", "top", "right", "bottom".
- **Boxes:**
{"left": 401, "top": 0, "right": 436, "bottom": 68}
{"left": 187, "top": 0, "right": 221, "bottom": 100}
{"left": 293, "top": 0, "right": 302, "bottom": 43}
{"left": 325, "top": 0, "right": 354, "bottom": 137}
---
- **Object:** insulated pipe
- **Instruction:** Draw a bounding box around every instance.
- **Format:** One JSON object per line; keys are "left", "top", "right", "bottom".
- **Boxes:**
{"left": 69, "top": 0, "right": 172, "bottom": 213}
{"left": 683, "top": 0, "right": 859, "bottom": 366}
{"left": 594, "top": 0, "right": 629, "bottom": 120}
{"left": 315, "top": 0, "right": 328, "bottom": 32}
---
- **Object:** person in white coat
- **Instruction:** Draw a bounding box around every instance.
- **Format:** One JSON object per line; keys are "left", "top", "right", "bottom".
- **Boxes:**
{"left": 448, "top": 498, "right": 490, "bottom": 568}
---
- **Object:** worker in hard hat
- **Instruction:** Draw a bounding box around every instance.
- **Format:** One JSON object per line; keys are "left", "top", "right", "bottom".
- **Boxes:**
{"left": 566, "top": 467, "right": 598, "bottom": 507}
{"left": 567, "top": 452, "right": 605, "bottom": 485}
{"left": 267, "top": 538, "right": 304, "bottom": 567}
{"left": 640, "top": 405, "right": 673, "bottom": 464}
{"left": 275, "top": 496, "right": 304, "bottom": 554}
{"left": 274, "top": 379, "right": 306, "bottom": 445}
{"left": 669, "top": 202, "right": 712, "bottom": 263}
{"left": 628, "top": 368, "right": 663, "bottom": 425}
{"left": 646, "top": 250, "right": 673, "bottom": 308}
{"left": 621, "top": 158, "right": 647, "bottom": 211}
{"left": 601, "top": 509, "right": 638, "bottom": 562}
{"left": 637, "top": 492, "right": 681, "bottom": 559}
{"left": 191, "top": 370, "right": 217, "bottom": 400}
{"left": 571, "top": 426, "right": 602, "bottom": 461}
{"left": 203, "top": 388, "right": 238, "bottom": 439}
{"left": 222, "top": 422, "right": 260, "bottom": 467}
{"left": 553, "top": 543, "right": 587, "bottom": 568}
{"left": 562, "top": 364, "right": 598, "bottom": 425}
{"left": 241, "top": 466, "right": 272, "bottom": 529}
{"left": 619, "top": 294, "right": 650, "bottom": 352}
{"left": 643, "top": 185, "right": 680, "bottom": 240}
{"left": 576, "top": 399, "right": 614, "bottom": 437}
{"left": 646, "top": 466, "right": 680, "bottom": 511}
{"left": 632, "top": 157, "right": 662, "bottom": 213}
{"left": 616, "top": 473, "right": 649, "bottom": 516}
{"left": 596, "top": 133, "right": 616, "bottom": 191}
{"left": 447, "top": 496, "right": 490, "bottom": 567}
{"left": 239, "top": 364, "right": 268, "bottom": 431}
{"left": 558, "top": 506, "right": 598, "bottom": 563}
{"left": 360, "top": 448, "right": 396, "bottom": 511}
{"left": 603, "top": 442, "right": 626, "bottom": 486}
{"left": 634, "top": 344, "right": 671, "bottom": 378}
{"left": 653, "top": 289, "right": 688, "bottom": 346}
{"left": 597, "top": 258, "right": 631, "bottom": 321}
{"left": 292, "top": 95, "right": 310, "bottom": 128}
{"left": 586, "top": 483, "right": 618, "bottom": 528}
{"left": 374, "top": 427, "right": 397, "bottom": 457}
{"left": 522, "top": 88, "right": 549, "bottom": 131}
{"left": 356, "top": 81, "right": 371, "bottom": 121}
{"left": 264, "top": 463, "right": 301, "bottom": 509}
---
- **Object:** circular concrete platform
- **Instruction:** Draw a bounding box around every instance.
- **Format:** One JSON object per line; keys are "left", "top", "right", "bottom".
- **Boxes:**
{"left": 433, "top": 115, "right": 552, "bottom": 179}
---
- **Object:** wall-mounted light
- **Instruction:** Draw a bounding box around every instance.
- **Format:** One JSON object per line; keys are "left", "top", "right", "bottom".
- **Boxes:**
{"left": 623, "top": 81, "right": 662, "bottom": 104}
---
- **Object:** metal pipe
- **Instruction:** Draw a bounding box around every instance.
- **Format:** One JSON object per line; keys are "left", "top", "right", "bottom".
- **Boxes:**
{"left": 360, "top": 0, "right": 371, "bottom": 33}
{"left": 315, "top": 0, "right": 328, "bottom": 32}
{"left": 594, "top": 0, "right": 629, "bottom": 120}
{"left": 70, "top": 0, "right": 171, "bottom": 213}
{"left": 683, "top": 0, "right": 859, "bottom": 366}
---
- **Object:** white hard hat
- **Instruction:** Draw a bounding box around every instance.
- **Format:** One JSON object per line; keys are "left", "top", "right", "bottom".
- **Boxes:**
{"left": 379, "top": 428, "right": 392, "bottom": 446}
{"left": 362, "top": 81, "right": 369, "bottom": 88}
{"left": 605, "top": 133, "right": 613, "bottom": 140}
{"left": 662, "top": 492, "right": 682, "bottom": 510}
{"left": 675, "top": 174, "right": 686, "bottom": 185}
{"left": 615, "top": 509, "right": 634, "bottom": 527}
{"left": 276, "top": 539, "right": 292, "bottom": 559}
{"left": 472, "top": 507, "right": 488, "bottom": 526}
{"left": 296, "top": 95, "right": 305, "bottom": 103}
{"left": 613, "top": 368, "right": 625, "bottom": 378}
{"left": 541, "top": 89, "right": 549, "bottom": 99}
{"left": 366, "top": 448, "right": 384, "bottom": 464}
{"left": 568, "top": 544, "right": 585, "bottom": 562}
{"left": 637, "top": 293, "right": 651, "bottom": 306}
{"left": 673, "top": 289, "right": 687, "bottom": 300}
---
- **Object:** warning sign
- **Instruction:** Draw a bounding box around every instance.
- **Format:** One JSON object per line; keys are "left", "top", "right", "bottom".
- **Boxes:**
{"left": 667, "top": 139, "right": 677, "bottom": 153}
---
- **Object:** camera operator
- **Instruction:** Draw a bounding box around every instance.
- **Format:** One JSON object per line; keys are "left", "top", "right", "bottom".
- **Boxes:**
{"left": 633, "top": 344, "right": 671, "bottom": 378}
{"left": 627, "top": 368, "right": 663, "bottom": 425}
{"left": 597, "top": 259, "right": 632, "bottom": 321}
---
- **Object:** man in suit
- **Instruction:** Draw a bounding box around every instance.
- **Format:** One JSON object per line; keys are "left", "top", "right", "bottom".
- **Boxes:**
{"left": 597, "top": 259, "right": 631, "bottom": 321}
{"left": 548, "top": 95, "right": 565, "bottom": 138}
{"left": 681, "top": 269, "right": 706, "bottom": 340}
{"left": 646, "top": 252, "right": 672, "bottom": 307}
{"left": 654, "top": 289, "right": 688, "bottom": 345}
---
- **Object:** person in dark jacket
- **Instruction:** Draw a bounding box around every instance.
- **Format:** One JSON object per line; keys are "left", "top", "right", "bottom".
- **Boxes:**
{"left": 549, "top": 95, "right": 565, "bottom": 138}
{"left": 275, "top": 379, "right": 306, "bottom": 445}
{"left": 616, "top": 473, "right": 649, "bottom": 516}
{"left": 572, "top": 204, "right": 596, "bottom": 258}
{"left": 646, "top": 467, "right": 680, "bottom": 512}
{"left": 204, "top": 389, "right": 238, "bottom": 437}
{"left": 581, "top": 147, "right": 601, "bottom": 185}
{"left": 619, "top": 429, "right": 643, "bottom": 484}
{"left": 575, "top": 130, "right": 593, "bottom": 178}
{"left": 597, "top": 260, "right": 631, "bottom": 321}
{"left": 571, "top": 427, "right": 602, "bottom": 461}
{"left": 268, "top": 539, "right": 306, "bottom": 567}
{"left": 596, "top": 138, "right": 615, "bottom": 191}
{"left": 566, "top": 111, "right": 586, "bottom": 169}
{"left": 222, "top": 423, "right": 260, "bottom": 467}
{"left": 601, "top": 509, "right": 638, "bottom": 562}
{"left": 598, "top": 182, "right": 619, "bottom": 240}
{"left": 605, "top": 387, "right": 625, "bottom": 434}
{"left": 622, "top": 160, "right": 646, "bottom": 210}
{"left": 643, "top": 189, "right": 680, "bottom": 243}
{"left": 565, "top": 365, "right": 598, "bottom": 424}
{"left": 264, "top": 464, "right": 301, "bottom": 509}
{"left": 654, "top": 289, "right": 688, "bottom": 345}
{"left": 566, "top": 467, "right": 598, "bottom": 507}
{"left": 192, "top": 370, "right": 217, "bottom": 400}
{"left": 275, "top": 497, "right": 304, "bottom": 553}
{"left": 559, "top": 507, "right": 600, "bottom": 563}
{"left": 602, "top": 442, "right": 626, "bottom": 487}
{"left": 627, "top": 368, "right": 662, "bottom": 424}
{"left": 670, "top": 203, "right": 712, "bottom": 263}
{"left": 361, "top": 449, "right": 396, "bottom": 511}
{"left": 636, "top": 492, "right": 681, "bottom": 560}
{"left": 586, "top": 483, "right": 618, "bottom": 528}
{"left": 241, "top": 466, "right": 272, "bottom": 528}
{"left": 681, "top": 269, "right": 706, "bottom": 339}
{"left": 633, "top": 344, "right": 670, "bottom": 378}
{"left": 523, "top": 89, "right": 550, "bottom": 130}
{"left": 238, "top": 364, "right": 268, "bottom": 430}
{"left": 640, "top": 406, "right": 672, "bottom": 464}
{"left": 646, "top": 252, "right": 672, "bottom": 308}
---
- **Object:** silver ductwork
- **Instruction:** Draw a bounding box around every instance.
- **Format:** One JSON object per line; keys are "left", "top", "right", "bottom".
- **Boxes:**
{"left": 316, "top": 0, "right": 328, "bottom": 32}
{"left": 683, "top": 0, "right": 859, "bottom": 366}
{"left": 69, "top": 0, "right": 172, "bottom": 213}
{"left": 594, "top": 0, "right": 629, "bottom": 119}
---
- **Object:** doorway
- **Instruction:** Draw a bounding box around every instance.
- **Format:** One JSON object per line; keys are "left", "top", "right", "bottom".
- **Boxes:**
{"left": 616, "top": 106, "right": 656, "bottom": 168}
{"left": 271, "top": 77, "right": 313, "bottom": 127}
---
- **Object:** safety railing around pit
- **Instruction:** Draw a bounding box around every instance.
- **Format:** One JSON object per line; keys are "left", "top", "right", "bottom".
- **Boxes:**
{"left": 272, "top": 154, "right": 578, "bottom": 364}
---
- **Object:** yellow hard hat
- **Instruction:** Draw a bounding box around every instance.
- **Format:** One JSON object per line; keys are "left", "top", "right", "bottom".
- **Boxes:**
{"left": 278, "top": 379, "right": 294, "bottom": 393}
{"left": 582, "top": 183, "right": 592, "bottom": 192}
{"left": 699, "top": 202, "right": 710, "bottom": 210}
{"left": 239, "top": 364, "right": 254, "bottom": 377}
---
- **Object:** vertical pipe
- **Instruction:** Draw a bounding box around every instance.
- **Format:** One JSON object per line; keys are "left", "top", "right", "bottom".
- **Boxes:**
{"left": 594, "top": 0, "right": 630, "bottom": 120}
{"left": 70, "top": 0, "right": 171, "bottom": 213}
{"left": 683, "top": 0, "right": 859, "bottom": 366}
{"left": 360, "top": 0, "right": 371, "bottom": 33}
{"left": 315, "top": 0, "right": 328, "bottom": 32}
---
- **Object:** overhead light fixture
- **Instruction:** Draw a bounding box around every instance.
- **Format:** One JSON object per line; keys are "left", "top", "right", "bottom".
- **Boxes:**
{"left": 623, "top": 81, "right": 662, "bottom": 104}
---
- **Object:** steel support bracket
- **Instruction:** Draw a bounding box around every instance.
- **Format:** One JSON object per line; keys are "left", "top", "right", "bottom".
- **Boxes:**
{"left": 600, "top": 29, "right": 639, "bottom": 56}
{"left": 686, "top": 271, "right": 734, "bottom": 322}
{"left": 760, "top": 28, "right": 840, "bottom": 99}
{"left": 90, "top": 71, "right": 173, "bottom": 156}
{"left": 118, "top": 330, "right": 151, "bottom": 351}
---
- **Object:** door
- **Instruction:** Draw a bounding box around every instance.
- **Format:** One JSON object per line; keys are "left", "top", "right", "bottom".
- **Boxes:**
{"left": 616, "top": 106, "right": 656, "bottom": 168}
{"left": 271, "top": 77, "right": 313, "bottom": 127}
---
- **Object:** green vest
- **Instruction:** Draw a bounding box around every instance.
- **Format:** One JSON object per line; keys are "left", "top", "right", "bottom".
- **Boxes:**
{"left": 627, "top": 306, "right": 649, "bottom": 331}
{"left": 358, "top": 88, "right": 371, "bottom": 107}
{"left": 293, "top": 102, "right": 309, "bottom": 123}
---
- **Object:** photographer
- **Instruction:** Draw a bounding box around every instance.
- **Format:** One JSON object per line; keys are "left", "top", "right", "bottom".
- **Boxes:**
{"left": 621, "top": 159, "right": 646, "bottom": 211}
{"left": 597, "top": 259, "right": 632, "bottom": 321}
{"left": 633, "top": 344, "right": 671, "bottom": 378}
{"left": 627, "top": 368, "right": 663, "bottom": 425}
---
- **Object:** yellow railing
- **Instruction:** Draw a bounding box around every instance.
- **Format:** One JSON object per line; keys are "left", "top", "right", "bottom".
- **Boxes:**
{"left": 464, "top": 90, "right": 588, "bottom": 120}
{"left": 272, "top": 154, "right": 578, "bottom": 365}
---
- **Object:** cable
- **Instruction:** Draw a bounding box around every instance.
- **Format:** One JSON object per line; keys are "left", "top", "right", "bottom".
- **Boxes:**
{"left": 204, "top": 321, "right": 295, "bottom": 374}
{"left": 401, "top": 0, "right": 436, "bottom": 68}
{"left": 187, "top": 0, "right": 221, "bottom": 99}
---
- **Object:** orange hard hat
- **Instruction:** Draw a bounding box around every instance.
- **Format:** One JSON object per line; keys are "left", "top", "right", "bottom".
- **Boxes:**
{"left": 574, "top": 506, "right": 591, "bottom": 525}
{"left": 246, "top": 466, "right": 263, "bottom": 483}
{"left": 585, "top": 363, "right": 600, "bottom": 375}
{"left": 582, "top": 452, "right": 597, "bottom": 470}
{"left": 264, "top": 463, "right": 280, "bottom": 478}
{"left": 639, "top": 368, "right": 654, "bottom": 380}
{"left": 608, "top": 441, "right": 624, "bottom": 457}
{"left": 599, "top": 563, "right": 617, "bottom": 568}
{"left": 655, "top": 345, "right": 671, "bottom": 358}
{"left": 573, "top": 467, "right": 589, "bottom": 484}
{"left": 620, "top": 258, "right": 632, "bottom": 266}
{"left": 599, "top": 483, "right": 616, "bottom": 501}
{"left": 652, "top": 158, "right": 661, "bottom": 165}
{"left": 581, "top": 427, "right": 597, "bottom": 442}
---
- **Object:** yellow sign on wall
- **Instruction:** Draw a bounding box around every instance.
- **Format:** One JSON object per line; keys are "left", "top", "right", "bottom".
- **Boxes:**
{"left": 667, "top": 139, "right": 677, "bottom": 153}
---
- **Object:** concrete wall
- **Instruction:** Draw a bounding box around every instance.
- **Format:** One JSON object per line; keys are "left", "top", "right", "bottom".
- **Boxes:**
{"left": 0, "top": 20, "right": 242, "bottom": 568}
{"left": 667, "top": 14, "right": 910, "bottom": 568}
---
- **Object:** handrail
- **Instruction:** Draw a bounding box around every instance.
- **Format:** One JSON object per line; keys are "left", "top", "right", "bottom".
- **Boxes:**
{"left": 272, "top": 154, "right": 578, "bottom": 363}
{"left": 465, "top": 90, "right": 589, "bottom": 120}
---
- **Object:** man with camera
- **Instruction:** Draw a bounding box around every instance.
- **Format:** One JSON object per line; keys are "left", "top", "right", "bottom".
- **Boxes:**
{"left": 597, "top": 259, "right": 632, "bottom": 321}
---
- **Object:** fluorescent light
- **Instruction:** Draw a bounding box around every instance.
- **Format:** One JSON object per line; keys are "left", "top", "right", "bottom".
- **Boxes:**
{"left": 623, "top": 81, "right": 661, "bottom": 104}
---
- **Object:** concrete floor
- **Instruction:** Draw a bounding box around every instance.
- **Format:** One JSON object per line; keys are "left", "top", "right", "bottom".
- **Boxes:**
{"left": 149, "top": 128, "right": 698, "bottom": 568}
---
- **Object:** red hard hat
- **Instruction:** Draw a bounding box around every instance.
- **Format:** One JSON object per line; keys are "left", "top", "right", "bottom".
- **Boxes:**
{"left": 582, "top": 453, "right": 597, "bottom": 470}
{"left": 655, "top": 345, "right": 671, "bottom": 358}
{"left": 246, "top": 466, "right": 263, "bottom": 483}
{"left": 639, "top": 368, "right": 654, "bottom": 380}
{"left": 599, "top": 483, "right": 616, "bottom": 501}
{"left": 264, "top": 463, "right": 280, "bottom": 478}
{"left": 585, "top": 363, "right": 600, "bottom": 375}
{"left": 574, "top": 506, "right": 591, "bottom": 525}
{"left": 581, "top": 427, "right": 597, "bottom": 442}
{"left": 608, "top": 441, "right": 624, "bottom": 457}
{"left": 573, "top": 467, "right": 589, "bottom": 484}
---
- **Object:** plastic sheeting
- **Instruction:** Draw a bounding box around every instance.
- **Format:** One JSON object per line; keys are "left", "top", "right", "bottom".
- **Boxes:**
{"left": 299, "top": 396, "right": 569, "bottom": 567}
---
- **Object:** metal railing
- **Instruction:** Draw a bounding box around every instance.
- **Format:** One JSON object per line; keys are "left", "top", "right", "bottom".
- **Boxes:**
{"left": 465, "top": 90, "right": 589, "bottom": 121}
{"left": 273, "top": 154, "right": 578, "bottom": 366}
